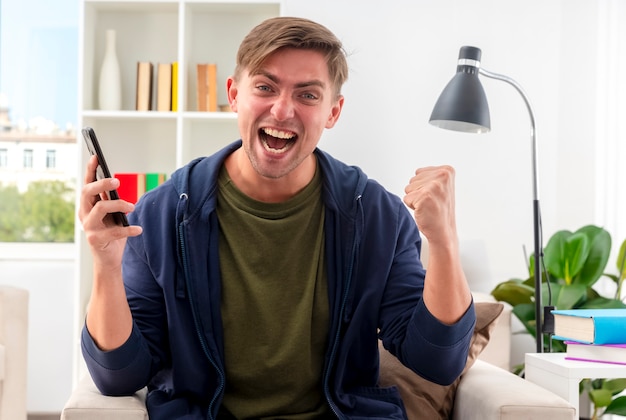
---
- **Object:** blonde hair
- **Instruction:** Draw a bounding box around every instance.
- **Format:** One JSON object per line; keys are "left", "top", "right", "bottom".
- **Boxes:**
{"left": 234, "top": 17, "right": 349, "bottom": 98}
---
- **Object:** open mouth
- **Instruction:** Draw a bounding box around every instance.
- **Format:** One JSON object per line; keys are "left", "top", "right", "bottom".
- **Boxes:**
{"left": 260, "top": 127, "right": 297, "bottom": 154}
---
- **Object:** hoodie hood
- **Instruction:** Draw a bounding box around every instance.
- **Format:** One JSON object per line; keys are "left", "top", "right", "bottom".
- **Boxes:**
{"left": 169, "top": 140, "right": 369, "bottom": 224}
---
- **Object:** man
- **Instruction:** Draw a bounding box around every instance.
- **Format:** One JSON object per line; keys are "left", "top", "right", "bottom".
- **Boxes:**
{"left": 79, "top": 16, "right": 475, "bottom": 419}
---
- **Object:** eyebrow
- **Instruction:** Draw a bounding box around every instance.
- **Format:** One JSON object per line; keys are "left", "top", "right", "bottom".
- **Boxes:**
{"left": 255, "top": 70, "right": 326, "bottom": 90}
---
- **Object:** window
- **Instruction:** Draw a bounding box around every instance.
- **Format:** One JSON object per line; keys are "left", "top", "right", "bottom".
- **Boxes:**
{"left": 46, "top": 149, "right": 56, "bottom": 169}
{"left": 0, "top": 0, "right": 78, "bottom": 243}
{"left": 23, "top": 149, "right": 33, "bottom": 168}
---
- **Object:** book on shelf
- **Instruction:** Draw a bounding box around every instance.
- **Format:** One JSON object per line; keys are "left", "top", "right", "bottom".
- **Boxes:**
{"left": 156, "top": 63, "right": 172, "bottom": 112}
{"left": 171, "top": 62, "right": 178, "bottom": 111}
{"left": 565, "top": 341, "right": 626, "bottom": 365}
{"left": 115, "top": 173, "right": 146, "bottom": 204}
{"left": 196, "top": 63, "right": 217, "bottom": 112}
{"left": 136, "top": 61, "right": 154, "bottom": 111}
{"left": 115, "top": 172, "right": 167, "bottom": 204}
{"left": 146, "top": 173, "right": 167, "bottom": 191}
{"left": 552, "top": 308, "right": 626, "bottom": 344}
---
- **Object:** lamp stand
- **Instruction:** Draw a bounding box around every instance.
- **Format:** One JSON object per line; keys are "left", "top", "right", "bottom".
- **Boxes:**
{"left": 479, "top": 68, "right": 544, "bottom": 353}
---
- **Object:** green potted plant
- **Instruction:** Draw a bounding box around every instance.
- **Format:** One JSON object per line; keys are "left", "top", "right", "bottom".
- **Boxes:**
{"left": 491, "top": 224, "right": 626, "bottom": 419}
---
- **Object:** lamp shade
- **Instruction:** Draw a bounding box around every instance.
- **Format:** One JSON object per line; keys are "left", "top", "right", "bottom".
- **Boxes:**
{"left": 429, "top": 46, "right": 491, "bottom": 133}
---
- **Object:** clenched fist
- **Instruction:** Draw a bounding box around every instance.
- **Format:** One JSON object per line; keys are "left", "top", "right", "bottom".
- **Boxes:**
{"left": 403, "top": 165, "right": 457, "bottom": 247}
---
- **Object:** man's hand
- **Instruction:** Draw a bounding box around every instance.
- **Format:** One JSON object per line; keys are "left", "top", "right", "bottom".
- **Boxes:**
{"left": 403, "top": 165, "right": 456, "bottom": 247}
{"left": 79, "top": 155, "right": 142, "bottom": 350}
{"left": 78, "top": 155, "right": 142, "bottom": 269}
{"left": 403, "top": 165, "right": 471, "bottom": 324}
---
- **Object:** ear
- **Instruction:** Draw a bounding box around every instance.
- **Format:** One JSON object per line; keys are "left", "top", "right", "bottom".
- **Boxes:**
{"left": 325, "top": 95, "right": 345, "bottom": 129}
{"left": 227, "top": 77, "right": 238, "bottom": 112}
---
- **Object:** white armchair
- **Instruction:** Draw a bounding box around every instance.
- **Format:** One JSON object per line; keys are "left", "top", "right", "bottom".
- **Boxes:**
{"left": 0, "top": 285, "right": 29, "bottom": 420}
{"left": 453, "top": 293, "right": 575, "bottom": 419}
{"left": 62, "top": 292, "right": 575, "bottom": 419}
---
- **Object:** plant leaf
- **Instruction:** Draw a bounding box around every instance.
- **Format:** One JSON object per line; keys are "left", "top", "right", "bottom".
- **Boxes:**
{"left": 549, "top": 283, "right": 587, "bottom": 310}
{"left": 544, "top": 230, "right": 572, "bottom": 280}
{"left": 572, "top": 225, "right": 611, "bottom": 286}
{"left": 589, "top": 388, "right": 613, "bottom": 408}
{"left": 512, "top": 303, "right": 537, "bottom": 336}
{"left": 603, "top": 378, "right": 626, "bottom": 395}
{"left": 603, "top": 395, "right": 626, "bottom": 416}
{"left": 592, "top": 378, "right": 605, "bottom": 389}
{"left": 617, "top": 239, "right": 626, "bottom": 281}
{"left": 564, "top": 232, "right": 590, "bottom": 282}
{"left": 491, "top": 280, "right": 534, "bottom": 306}
{"left": 580, "top": 296, "right": 626, "bottom": 309}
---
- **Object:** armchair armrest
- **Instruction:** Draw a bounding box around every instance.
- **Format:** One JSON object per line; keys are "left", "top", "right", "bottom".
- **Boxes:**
{"left": 64, "top": 360, "right": 577, "bottom": 420}
{"left": 61, "top": 375, "right": 147, "bottom": 420}
{"left": 453, "top": 359, "right": 576, "bottom": 420}
{"left": 0, "top": 285, "right": 28, "bottom": 420}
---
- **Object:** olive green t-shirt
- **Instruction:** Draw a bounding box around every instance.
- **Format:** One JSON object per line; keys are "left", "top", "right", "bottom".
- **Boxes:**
{"left": 217, "top": 164, "right": 331, "bottom": 418}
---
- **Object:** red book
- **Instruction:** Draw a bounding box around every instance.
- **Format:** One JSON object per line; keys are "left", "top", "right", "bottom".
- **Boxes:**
{"left": 114, "top": 173, "right": 146, "bottom": 204}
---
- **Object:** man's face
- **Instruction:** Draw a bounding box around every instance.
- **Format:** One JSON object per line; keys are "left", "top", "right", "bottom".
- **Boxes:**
{"left": 227, "top": 48, "right": 344, "bottom": 181}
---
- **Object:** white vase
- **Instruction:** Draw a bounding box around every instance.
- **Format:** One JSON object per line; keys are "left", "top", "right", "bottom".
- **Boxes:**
{"left": 98, "top": 29, "right": 122, "bottom": 110}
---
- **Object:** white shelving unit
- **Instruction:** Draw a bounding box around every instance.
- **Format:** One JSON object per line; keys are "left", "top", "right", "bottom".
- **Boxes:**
{"left": 73, "top": 0, "right": 283, "bottom": 383}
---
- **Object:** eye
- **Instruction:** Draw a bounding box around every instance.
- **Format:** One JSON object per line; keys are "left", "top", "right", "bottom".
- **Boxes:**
{"left": 301, "top": 92, "right": 318, "bottom": 100}
{"left": 256, "top": 84, "right": 272, "bottom": 92}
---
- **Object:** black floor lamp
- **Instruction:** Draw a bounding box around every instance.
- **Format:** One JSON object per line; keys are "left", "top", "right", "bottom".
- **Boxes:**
{"left": 429, "top": 46, "right": 545, "bottom": 353}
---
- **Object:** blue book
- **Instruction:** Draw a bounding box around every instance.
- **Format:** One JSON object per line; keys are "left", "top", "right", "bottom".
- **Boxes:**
{"left": 552, "top": 308, "right": 626, "bottom": 344}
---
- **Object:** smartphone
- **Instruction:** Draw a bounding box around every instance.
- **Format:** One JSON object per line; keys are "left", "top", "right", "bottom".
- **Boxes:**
{"left": 81, "top": 127, "right": 130, "bottom": 227}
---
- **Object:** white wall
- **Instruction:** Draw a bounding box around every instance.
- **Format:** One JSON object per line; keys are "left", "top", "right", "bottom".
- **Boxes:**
{"left": 285, "top": 0, "right": 606, "bottom": 291}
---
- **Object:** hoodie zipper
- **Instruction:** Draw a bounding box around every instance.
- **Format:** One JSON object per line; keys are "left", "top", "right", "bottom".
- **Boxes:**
{"left": 323, "top": 194, "right": 363, "bottom": 419}
{"left": 178, "top": 221, "right": 225, "bottom": 419}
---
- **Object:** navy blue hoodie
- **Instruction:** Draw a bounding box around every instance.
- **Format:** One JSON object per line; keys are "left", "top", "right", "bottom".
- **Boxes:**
{"left": 82, "top": 141, "right": 475, "bottom": 419}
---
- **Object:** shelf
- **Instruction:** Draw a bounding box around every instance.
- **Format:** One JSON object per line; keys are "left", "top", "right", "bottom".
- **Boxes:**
{"left": 81, "top": 110, "right": 178, "bottom": 120}
{"left": 74, "top": 0, "right": 282, "bottom": 383}
{"left": 83, "top": 0, "right": 179, "bottom": 13}
{"left": 183, "top": 111, "right": 237, "bottom": 120}
{"left": 79, "top": 110, "right": 237, "bottom": 125}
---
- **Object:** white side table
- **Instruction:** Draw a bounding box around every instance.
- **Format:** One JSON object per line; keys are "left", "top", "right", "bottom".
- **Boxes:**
{"left": 525, "top": 352, "right": 626, "bottom": 418}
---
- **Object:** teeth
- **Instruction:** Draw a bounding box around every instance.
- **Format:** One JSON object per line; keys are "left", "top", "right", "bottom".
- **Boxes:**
{"left": 263, "top": 127, "right": 295, "bottom": 139}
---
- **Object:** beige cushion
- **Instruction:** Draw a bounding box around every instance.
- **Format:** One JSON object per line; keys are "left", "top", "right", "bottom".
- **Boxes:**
{"left": 378, "top": 302, "right": 503, "bottom": 420}
{"left": 472, "top": 292, "right": 512, "bottom": 370}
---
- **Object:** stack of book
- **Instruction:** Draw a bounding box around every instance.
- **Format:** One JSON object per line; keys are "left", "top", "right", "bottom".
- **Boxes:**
{"left": 133, "top": 61, "right": 221, "bottom": 112}
{"left": 552, "top": 308, "right": 626, "bottom": 365}
{"left": 135, "top": 61, "right": 178, "bottom": 111}
{"left": 114, "top": 172, "right": 167, "bottom": 204}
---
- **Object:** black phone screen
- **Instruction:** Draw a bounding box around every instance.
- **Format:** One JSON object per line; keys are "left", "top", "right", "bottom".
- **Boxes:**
{"left": 81, "top": 127, "right": 129, "bottom": 227}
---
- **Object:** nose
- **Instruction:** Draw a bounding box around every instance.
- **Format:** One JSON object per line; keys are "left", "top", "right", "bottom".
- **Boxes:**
{"left": 271, "top": 93, "right": 295, "bottom": 121}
